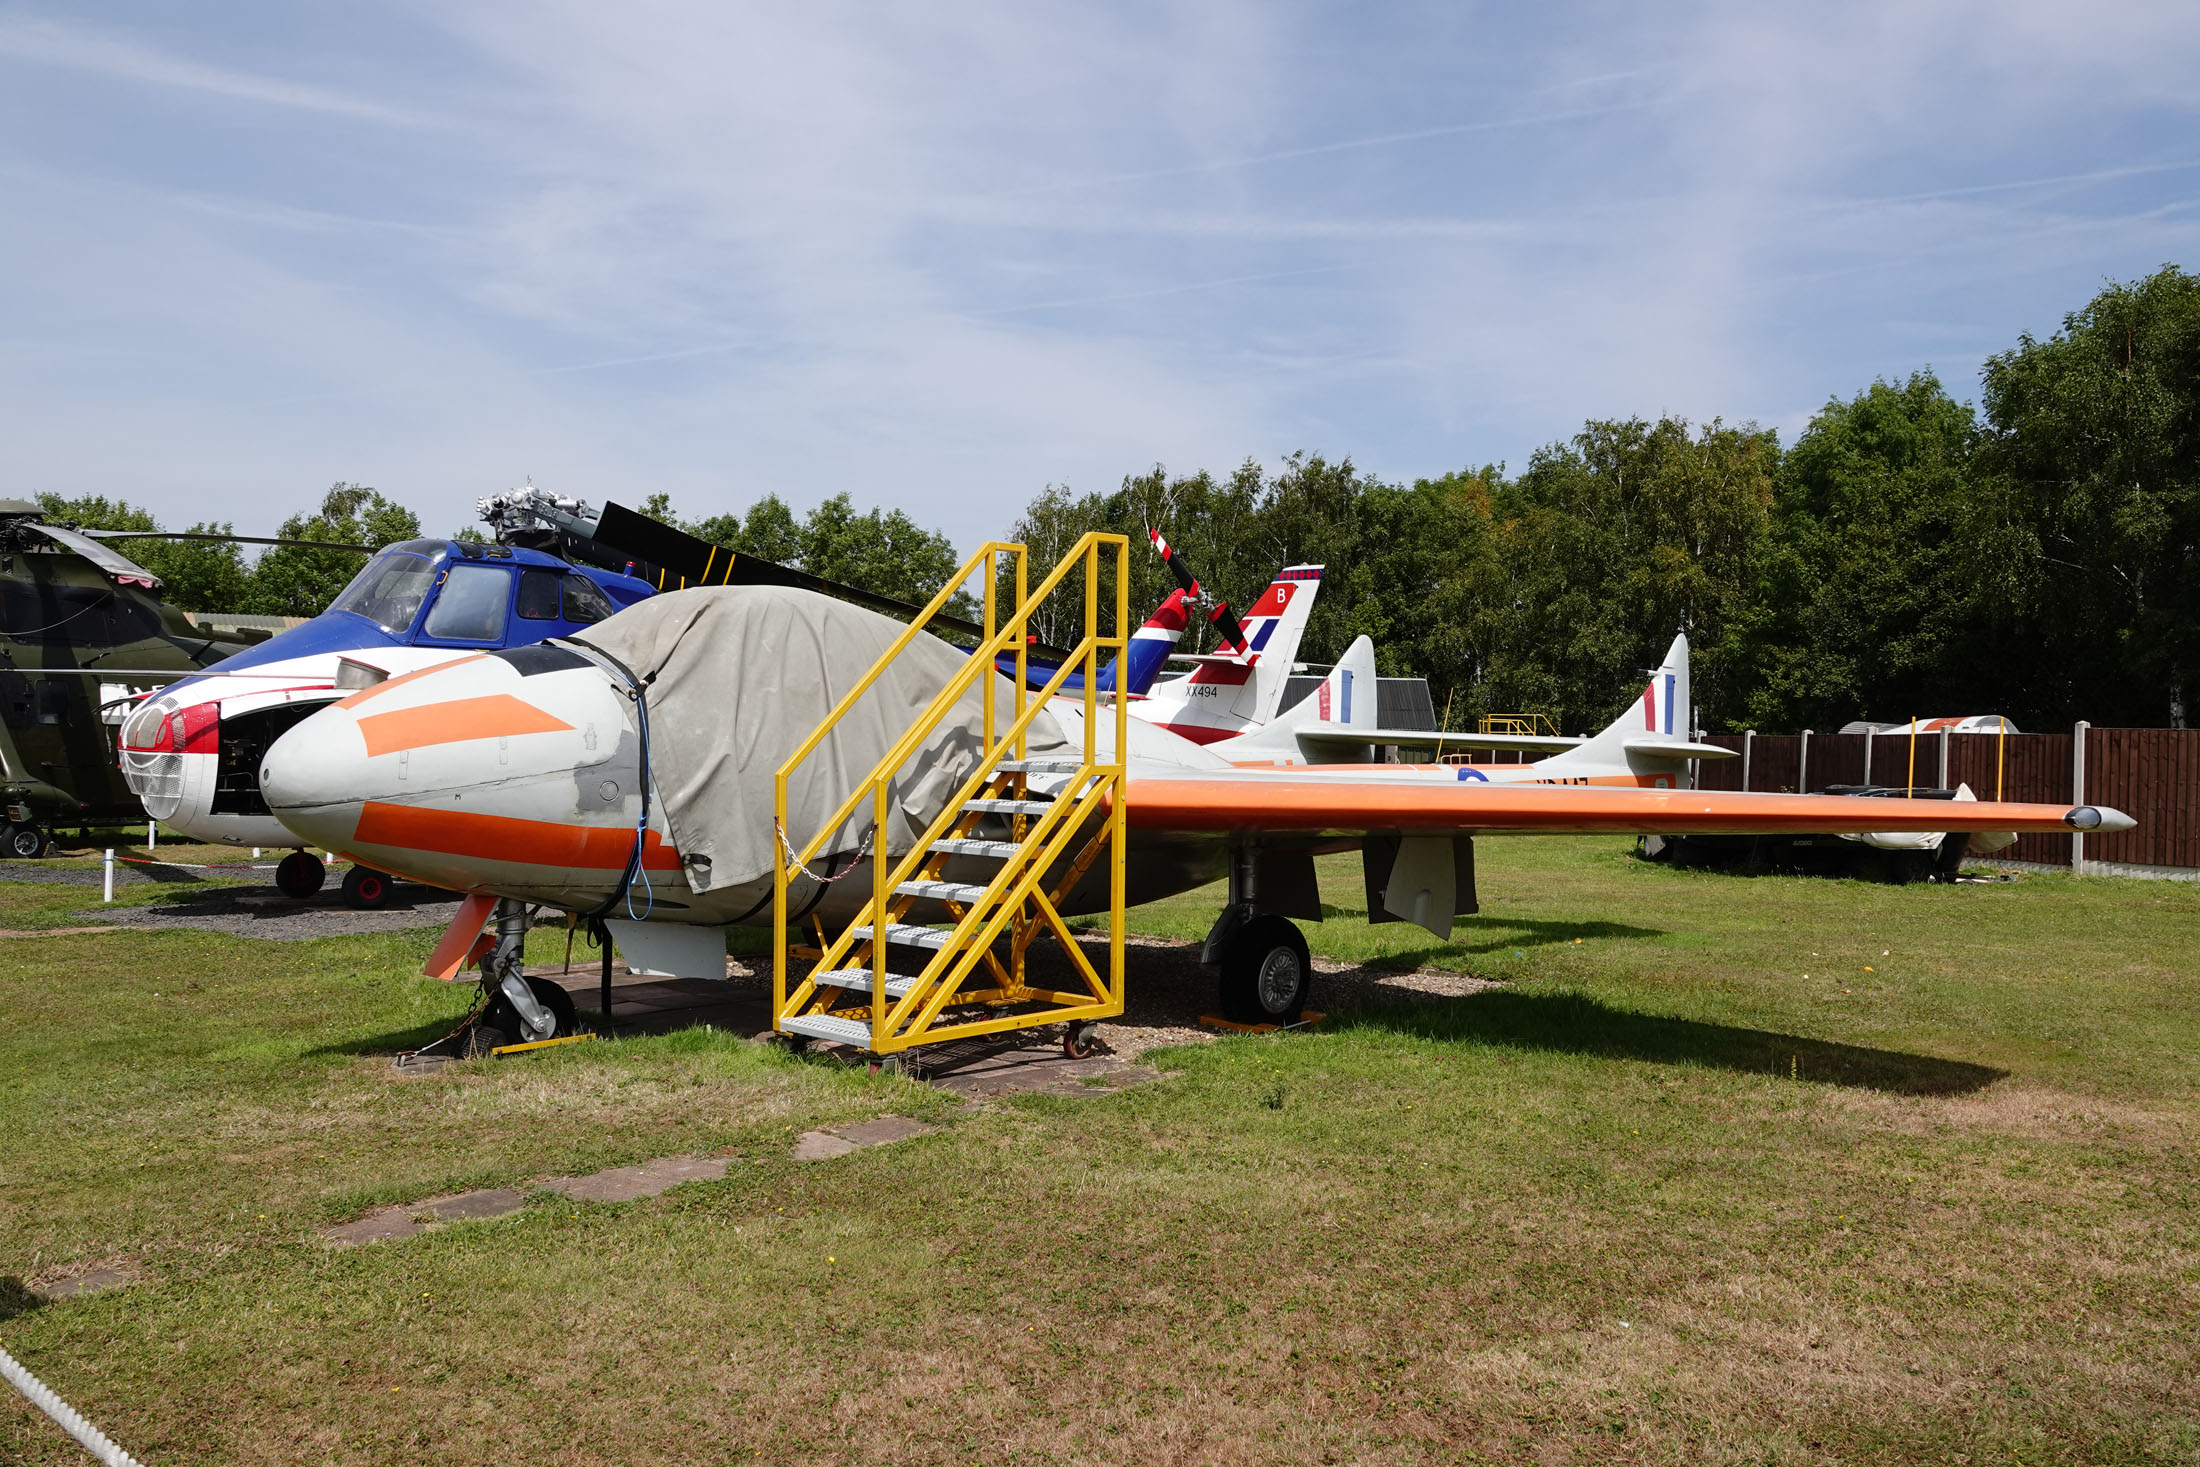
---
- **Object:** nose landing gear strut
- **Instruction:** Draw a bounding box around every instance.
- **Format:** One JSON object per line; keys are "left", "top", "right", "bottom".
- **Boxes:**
{"left": 471, "top": 898, "right": 577, "bottom": 1052}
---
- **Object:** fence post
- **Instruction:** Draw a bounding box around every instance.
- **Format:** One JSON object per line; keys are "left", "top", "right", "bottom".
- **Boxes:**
{"left": 1741, "top": 730, "right": 1754, "bottom": 792}
{"left": 1799, "top": 729, "right": 1812, "bottom": 793}
{"left": 2071, "top": 721, "right": 2089, "bottom": 875}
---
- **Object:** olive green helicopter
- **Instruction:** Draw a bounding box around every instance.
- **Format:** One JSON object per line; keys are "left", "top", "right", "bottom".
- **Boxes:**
{"left": 0, "top": 499, "right": 363, "bottom": 858}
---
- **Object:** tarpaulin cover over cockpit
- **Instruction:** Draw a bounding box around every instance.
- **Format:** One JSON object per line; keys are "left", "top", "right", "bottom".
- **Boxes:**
{"left": 568, "top": 585, "right": 1069, "bottom": 894}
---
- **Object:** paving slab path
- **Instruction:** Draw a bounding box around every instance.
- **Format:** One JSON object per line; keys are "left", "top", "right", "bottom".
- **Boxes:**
{"left": 793, "top": 1115, "right": 936, "bottom": 1161}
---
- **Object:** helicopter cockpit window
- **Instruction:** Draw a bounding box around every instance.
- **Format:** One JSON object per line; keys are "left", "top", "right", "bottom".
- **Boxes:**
{"left": 560, "top": 574, "right": 615, "bottom": 625}
{"left": 516, "top": 569, "right": 562, "bottom": 621}
{"left": 330, "top": 551, "right": 435, "bottom": 632}
{"left": 422, "top": 564, "right": 511, "bottom": 641}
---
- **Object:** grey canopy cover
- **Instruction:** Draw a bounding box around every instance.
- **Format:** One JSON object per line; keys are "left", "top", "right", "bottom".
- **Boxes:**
{"left": 571, "top": 585, "right": 1069, "bottom": 894}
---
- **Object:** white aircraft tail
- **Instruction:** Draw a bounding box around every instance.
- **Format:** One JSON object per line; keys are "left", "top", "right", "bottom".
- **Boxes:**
{"left": 1163, "top": 564, "right": 1325, "bottom": 728}
{"left": 1537, "top": 632, "right": 1701, "bottom": 778}
{"left": 1209, "top": 635, "right": 1376, "bottom": 763}
{"left": 1237, "top": 565, "right": 1324, "bottom": 724}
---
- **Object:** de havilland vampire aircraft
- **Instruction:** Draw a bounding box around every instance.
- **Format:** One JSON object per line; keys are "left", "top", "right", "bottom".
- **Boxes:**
{"left": 253, "top": 583, "right": 2133, "bottom": 1047}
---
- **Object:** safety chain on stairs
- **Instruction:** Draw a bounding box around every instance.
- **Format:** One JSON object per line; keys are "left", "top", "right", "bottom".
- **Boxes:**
{"left": 0, "top": 1341, "right": 148, "bottom": 1467}
{"left": 776, "top": 824, "right": 875, "bottom": 885}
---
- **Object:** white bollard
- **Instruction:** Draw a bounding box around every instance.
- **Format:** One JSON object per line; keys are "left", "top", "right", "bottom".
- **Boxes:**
{"left": 103, "top": 848, "right": 114, "bottom": 904}
{"left": 251, "top": 847, "right": 261, "bottom": 859}
{"left": 146, "top": 821, "right": 155, "bottom": 849}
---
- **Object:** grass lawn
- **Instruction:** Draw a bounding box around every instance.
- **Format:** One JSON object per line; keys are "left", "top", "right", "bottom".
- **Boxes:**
{"left": 2, "top": 838, "right": 2195, "bottom": 1464}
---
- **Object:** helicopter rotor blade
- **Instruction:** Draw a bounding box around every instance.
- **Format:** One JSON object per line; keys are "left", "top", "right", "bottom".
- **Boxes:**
{"left": 24, "top": 522, "right": 165, "bottom": 588}
{"left": 82, "top": 529, "right": 375, "bottom": 553}
{"left": 1146, "top": 527, "right": 1248, "bottom": 653}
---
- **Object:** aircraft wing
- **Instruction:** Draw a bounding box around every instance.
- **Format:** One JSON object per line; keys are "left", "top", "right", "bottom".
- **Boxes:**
{"left": 1121, "top": 770, "right": 2130, "bottom": 839}
{"left": 1292, "top": 727, "right": 1584, "bottom": 754}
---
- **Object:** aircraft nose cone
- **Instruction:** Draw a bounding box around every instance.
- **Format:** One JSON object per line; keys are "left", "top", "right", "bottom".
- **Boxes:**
{"left": 261, "top": 707, "right": 371, "bottom": 850}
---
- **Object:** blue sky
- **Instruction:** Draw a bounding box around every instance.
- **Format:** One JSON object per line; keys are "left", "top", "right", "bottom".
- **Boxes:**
{"left": 2, "top": 2, "right": 2196, "bottom": 547}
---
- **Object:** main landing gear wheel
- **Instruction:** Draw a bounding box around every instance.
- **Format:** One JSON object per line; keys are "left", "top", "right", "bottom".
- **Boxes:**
{"left": 275, "top": 850, "right": 326, "bottom": 899}
{"left": 1218, "top": 915, "right": 1310, "bottom": 1026}
{"left": 481, "top": 975, "right": 578, "bottom": 1050}
{"left": 2, "top": 823, "right": 49, "bottom": 859}
{"left": 1063, "top": 1021, "right": 1102, "bottom": 1060}
{"left": 341, "top": 865, "right": 393, "bottom": 910}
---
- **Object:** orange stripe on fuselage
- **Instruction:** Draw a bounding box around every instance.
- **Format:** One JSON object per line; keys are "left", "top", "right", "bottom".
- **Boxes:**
{"left": 355, "top": 694, "right": 574, "bottom": 757}
{"left": 332, "top": 655, "right": 484, "bottom": 710}
{"left": 352, "top": 802, "right": 683, "bottom": 871}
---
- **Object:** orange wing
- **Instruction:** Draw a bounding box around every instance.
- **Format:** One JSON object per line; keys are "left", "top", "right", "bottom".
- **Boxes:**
{"left": 1122, "top": 774, "right": 2127, "bottom": 838}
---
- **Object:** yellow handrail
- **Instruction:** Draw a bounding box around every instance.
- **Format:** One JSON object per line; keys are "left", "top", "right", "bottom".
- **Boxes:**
{"left": 772, "top": 533, "right": 1130, "bottom": 1052}
{"left": 784, "top": 631, "right": 1107, "bottom": 1014}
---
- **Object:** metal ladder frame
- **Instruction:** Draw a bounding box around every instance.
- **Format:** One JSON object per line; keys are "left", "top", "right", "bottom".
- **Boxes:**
{"left": 771, "top": 535, "right": 1129, "bottom": 1055}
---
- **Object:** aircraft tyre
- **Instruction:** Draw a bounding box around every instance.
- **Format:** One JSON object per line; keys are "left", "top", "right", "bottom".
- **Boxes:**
{"left": 275, "top": 850, "right": 326, "bottom": 899}
{"left": 2, "top": 823, "right": 50, "bottom": 859}
{"left": 342, "top": 865, "right": 393, "bottom": 910}
{"left": 1218, "top": 915, "right": 1310, "bottom": 1026}
{"left": 482, "top": 975, "right": 578, "bottom": 1046}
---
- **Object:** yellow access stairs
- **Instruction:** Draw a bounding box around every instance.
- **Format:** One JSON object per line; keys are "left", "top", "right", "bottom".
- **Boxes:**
{"left": 771, "top": 536, "right": 1130, "bottom": 1058}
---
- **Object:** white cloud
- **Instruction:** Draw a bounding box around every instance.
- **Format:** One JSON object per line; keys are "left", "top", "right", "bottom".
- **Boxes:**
{"left": 0, "top": 0, "right": 2196, "bottom": 546}
{"left": 0, "top": 15, "right": 418, "bottom": 123}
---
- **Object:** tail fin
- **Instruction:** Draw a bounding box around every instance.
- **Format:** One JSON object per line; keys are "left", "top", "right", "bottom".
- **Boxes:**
{"left": 1209, "top": 634, "right": 1376, "bottom": 764}
{"left": 1238, "top": 565, "right": 1324, "bottom": 724}
{"left": 1537, "top": 632, "right": 1692, "bottom": 775}
{"left": 999, "top": 586, "right": 1190, "bottom": 695}
{"left": 1112, "top": 588, "right": 1191, "bottom": 695}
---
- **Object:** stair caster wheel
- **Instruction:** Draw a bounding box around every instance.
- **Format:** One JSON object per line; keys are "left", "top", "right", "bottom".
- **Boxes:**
{"left": 1063, "top": 1021, "right": 1102, "bottom": 1060}
{"left": 872, "top": 1054, "right": 910, "bottom": 1078}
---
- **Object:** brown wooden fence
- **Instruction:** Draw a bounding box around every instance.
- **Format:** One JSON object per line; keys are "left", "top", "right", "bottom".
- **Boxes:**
{"left": 1694, "top": 726, "right": 2200, "bottom": 870}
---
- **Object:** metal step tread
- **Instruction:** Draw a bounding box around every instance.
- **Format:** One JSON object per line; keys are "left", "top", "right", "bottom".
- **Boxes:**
{"left": 812, "top": 968, "right": 916, "bottom": 997}
{"left": 931, "top": 838, "right": 1018, "bottom": 858}
{"left": 964, "top": 797, "right": 1054, "bottom": 815}
{"left": 849, "top": 922, "right": 954, "bottom": 950}
{"left": 895, "top": 878, "right": 992, "bottom": 903}
{"left": 995, "top": 759, "right": 1083, "bottom": 774}
{"left": 779, "top": 1013, "right": 873, "bottom": 1047}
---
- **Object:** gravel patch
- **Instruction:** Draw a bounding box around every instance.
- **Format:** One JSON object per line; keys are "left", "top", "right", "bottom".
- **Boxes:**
{"left": 79, "top": 886, "right": 465, "bottom": 940}
{"left": 0, "top": 860, "right": 172, "bottom": 887}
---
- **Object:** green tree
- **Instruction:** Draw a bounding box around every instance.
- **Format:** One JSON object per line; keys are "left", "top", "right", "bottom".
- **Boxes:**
{"left": 1736, "top": 373, "right": 2009, "bottom": 729}
{"left": 1973, "top": 265, "right": 2200, "bottom": 726}
{"left": 35, "top": 493, "right": 253, "bottom": 612}
{"left": 245, "top": 483, "right": 421, "bottom": 617}
{"left": 1495, "top": 417, "right": 1776, "bottom": 731}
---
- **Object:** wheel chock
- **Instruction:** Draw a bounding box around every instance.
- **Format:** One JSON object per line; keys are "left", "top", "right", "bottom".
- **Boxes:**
{"left": 1196, "top": 1010, "right": 1325, "bottom": 1036}
{"left": 490, "top": 1032, "right": 600, "bottom": 1057}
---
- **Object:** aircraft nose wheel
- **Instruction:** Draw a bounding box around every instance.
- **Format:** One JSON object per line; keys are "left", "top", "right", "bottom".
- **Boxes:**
{"left": 479, "top": 975, "right": 578, "bottom": 1050}
{"left": 1218, "top": 915, "right": 1311, "bottom": 1026}
{"left": 341, "top": 865, "right": 393, "bottom": 909}
{"left": 274, "top": 850, "right": 326, "bottom": 899}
